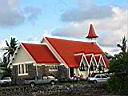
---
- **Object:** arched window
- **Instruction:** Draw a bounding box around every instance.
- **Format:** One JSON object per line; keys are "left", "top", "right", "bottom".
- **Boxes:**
{"left": 79, "top": 58, "right": 88, "bottom": 71}
{"left": 98, "top": 57, "right": 105, "bottom": 72}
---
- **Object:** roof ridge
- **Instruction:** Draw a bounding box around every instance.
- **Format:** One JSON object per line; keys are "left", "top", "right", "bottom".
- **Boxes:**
{"left": 45, "top": 36, "right": 94, "bottom": 43}
{"left": 21, "top": 42, "right": 44, "bottom": 45}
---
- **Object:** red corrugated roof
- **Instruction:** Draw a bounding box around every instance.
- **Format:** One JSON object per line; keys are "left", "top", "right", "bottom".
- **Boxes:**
{"left": 45, "top": 37, "right": 109, "bottom": 68}
{"left": 86, "top": 24, "right": 98, "bottom": 38}
{"left": 103, "top": 55, "right": 110, "bottom": 68}
{"left": 95, "top": 55, "right": 101, "bottom": 64}
{"left": 74, "top": 55, "right": 82, "bottom": 64}
{"left": 22, "top": 43, "right": 60, "bottom": 64}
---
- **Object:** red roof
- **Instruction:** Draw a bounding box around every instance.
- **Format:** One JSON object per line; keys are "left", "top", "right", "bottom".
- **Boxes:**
{"left": 103, "top": 55, "right": 110, "bottom": 68}
{"left": 95, "top": 55, "right": 101, "bottom": 63}
{"left": 74, "top": 55, "right": 82, "bottom": 64}
{"left": 86, "top": 24, "right": 98, "bottom": 38}
{"left": 45, "top": 37, "right": 109, "bottom": 68}
{"left": 22, "top": 43, "right": 60, "bottom": 64}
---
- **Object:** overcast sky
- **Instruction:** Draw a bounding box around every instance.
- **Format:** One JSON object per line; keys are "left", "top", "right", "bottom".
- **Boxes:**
{"left": 0, "top": 0, "right": 128, "bottom": 57}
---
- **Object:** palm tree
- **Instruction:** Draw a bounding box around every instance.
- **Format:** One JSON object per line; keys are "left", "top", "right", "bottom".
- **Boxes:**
{"left": 2, "top": 37, "right": 18, "bottom": 65}
{"left": 117, "top": 36, "right": 127, "bottom": 53}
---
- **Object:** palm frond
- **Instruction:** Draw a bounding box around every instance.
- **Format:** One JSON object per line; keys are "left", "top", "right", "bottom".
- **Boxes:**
{"left": 5, "top": 40, "right": 10, "bottom": 47}
{"left": 3, "top": 52, "right": 9, "bottom": 55}
{"left": 1, "top": 47, "right": 8, "bottom": 50}
{"left": 2, "top": 37, "right": 18, "bottom": 64}
{"left": 10, "top": 37, "right": 18, "bottom": 49}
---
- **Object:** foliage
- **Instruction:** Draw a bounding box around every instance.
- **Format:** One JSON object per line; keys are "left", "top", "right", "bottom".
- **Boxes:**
{"left": 2, "top": 37, "right": 18, "bottom": 65}
{"left": 109, "top": 52, "right": 128, "bottom": 74}
{"left": 0, "top": 37, "right": 18, "bottom": 78}
{"left": 108, "top": 76, "right": 128, "bottom": 95}
{"left": 117, "top": 36, "right": 127, "bottom": 53}
{"left": 108, "top": 36, "right": 128, "bottom": 95}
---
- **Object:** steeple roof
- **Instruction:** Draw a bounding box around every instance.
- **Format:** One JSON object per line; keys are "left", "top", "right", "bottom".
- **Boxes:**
{"left": 86, "top": 24, "right": 98, "bottom": 39}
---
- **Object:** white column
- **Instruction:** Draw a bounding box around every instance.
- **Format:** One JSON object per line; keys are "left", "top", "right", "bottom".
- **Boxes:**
{"left": 35, "top": 64, "right": 39, "bottom": 77}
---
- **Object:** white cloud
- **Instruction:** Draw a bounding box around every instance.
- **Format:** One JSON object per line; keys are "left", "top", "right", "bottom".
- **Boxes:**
{"left": 61, "top": 0, "right": 114, "bottom": 22}
{"left": 0, "top": 40, "right": 7, "bottom": 59}
{"left": 8, "top": 0, "right": 19, "bottom": 9}
{"left": 96, "top": 7, "right": 128, "bottom": 46}
{"left": 0, "top": 0, "right": 24, "bottom": 27}
{"left": 101, "top": 46, "right": 121, "bottom": 56}
{"left": 0, "top": 0, "right": 41, "bottom": 27}
{"left": 52, "top": 5, "right": 128, "bottom": 46}
{"left": 61, "top": 5, "right": 113, "bottom": 22}
{"left": 52, "top": 0, "right": 128, "bottom": 46}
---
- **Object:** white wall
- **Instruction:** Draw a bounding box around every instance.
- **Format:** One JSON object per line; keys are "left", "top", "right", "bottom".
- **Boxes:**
{"left": 12, "top": 46, "right": 33, "bottom": 64}
{"left": 74, "top": 68, "right": 88, "bottom": 78}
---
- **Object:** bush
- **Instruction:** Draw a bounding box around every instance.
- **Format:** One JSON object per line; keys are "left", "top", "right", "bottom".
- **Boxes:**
{"left": 107, "top": 51, "right": 128, "bottom": 95}
{"left": 107, "top": 75, "right": 128, "bottom": 95}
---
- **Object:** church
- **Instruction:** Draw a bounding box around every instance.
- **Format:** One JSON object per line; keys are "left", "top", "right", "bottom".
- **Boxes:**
{"left": 9, "top": 24, "right": 109, "bottom": 84}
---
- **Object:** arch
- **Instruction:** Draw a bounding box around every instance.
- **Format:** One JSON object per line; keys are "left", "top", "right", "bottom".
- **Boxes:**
{"left": 97, "top": 55, "right": 106, "bottom": 72}
{"left": 90, "top": 56, "right": 97, "bottom": 71}
{"left": 79, "top": 56, "right": 88, "bottom": 71}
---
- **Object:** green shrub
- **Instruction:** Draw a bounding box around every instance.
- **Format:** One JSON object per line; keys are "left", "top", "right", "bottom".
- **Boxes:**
{"left": 107, "top": 75, "right": 128, "bottom": 95}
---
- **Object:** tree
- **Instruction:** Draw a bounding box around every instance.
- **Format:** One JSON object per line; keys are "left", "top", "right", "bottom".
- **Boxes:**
{"left": 108, "top": 53, "right": 128, "bottom": 95}
{"left": 2, "top": 37, "right": 18, "bottom": 66}
{"left": 108, "top": 36, "right": 128, "bottom": 95}
{"left": 117, "top": 36, "right": 127, "bottom": 53}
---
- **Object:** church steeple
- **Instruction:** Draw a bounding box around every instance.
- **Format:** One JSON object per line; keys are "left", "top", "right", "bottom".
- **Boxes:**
{"left": 86, "top": 24, "right": 98, "bottom": 39}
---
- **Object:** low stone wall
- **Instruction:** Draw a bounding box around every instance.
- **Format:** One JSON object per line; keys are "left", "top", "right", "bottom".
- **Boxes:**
{"left": 0, "top": 82, "right": 110, "bottom": 96}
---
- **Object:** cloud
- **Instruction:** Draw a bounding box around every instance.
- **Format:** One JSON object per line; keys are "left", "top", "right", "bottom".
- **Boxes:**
{"left": 101, "top": 46, "right": 121, "bottom": 56}
{"left": 52, "top": 0, "right": 128, "bottom": 46}
{"left": 96, "top": 7, "right": 128, "bottom": 46}
{"left": 24, "top": 6, "right": 42, "bottom": 22}
{"left": 0, "top": 40, "right": 7, "bottom": 58}
{"left": 61, "top": 5, "right": 113, "bottom": 22}
{"left": 52, "top": 22, "right": 87, "bottom": 38}
{"left": 0, "top": 0, "right": 24, "bottom": 27}
{"left": 8, "top": 0, "right": 19, "bottom": 9}
{"left": 52, "top": 6, "right": 128, "bottom": 46}
{"left": 0, "top": 0, "right": 41, "bottom": 27}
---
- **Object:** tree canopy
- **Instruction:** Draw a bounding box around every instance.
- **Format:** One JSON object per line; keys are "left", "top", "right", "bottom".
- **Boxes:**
{"left": 117, "top": 36, "right": 127, "bottom": 53}
{"left": 0, "top": 37, "right": 18, "bottom": 77}
{"left": 108, "top": 36, "right": 128, "bottom": 95}
{"left": 2, "top": 37, "right": 18, "bottom": 65}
